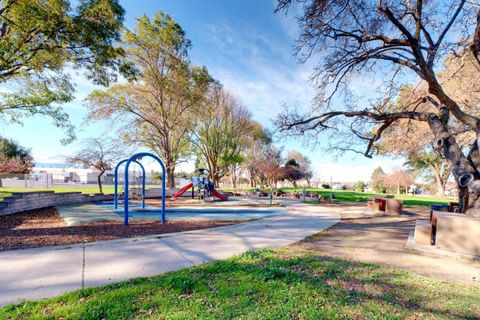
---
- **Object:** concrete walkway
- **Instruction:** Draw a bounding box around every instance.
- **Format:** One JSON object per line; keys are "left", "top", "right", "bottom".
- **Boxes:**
{"left": 0, "top": 203, "right": 339, "bottom": 307}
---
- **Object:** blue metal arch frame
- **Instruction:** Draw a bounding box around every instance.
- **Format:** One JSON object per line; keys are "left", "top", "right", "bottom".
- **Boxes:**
{"left": 114, "top": 159, "right": 146, "bottom": 209}
{"left": 124, "top": 152, "right": 166, "bottom": 225}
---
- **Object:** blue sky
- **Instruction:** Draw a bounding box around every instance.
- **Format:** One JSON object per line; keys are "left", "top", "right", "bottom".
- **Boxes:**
{"left": 3, "top": 0, "right": 404, "bottom": 182}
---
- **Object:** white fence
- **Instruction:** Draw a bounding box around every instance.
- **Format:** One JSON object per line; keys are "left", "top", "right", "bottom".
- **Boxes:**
{"left": 0, "top": 173, "right": 190, "bottom": 190}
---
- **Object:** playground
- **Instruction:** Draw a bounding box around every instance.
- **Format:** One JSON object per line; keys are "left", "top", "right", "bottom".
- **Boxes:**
{"left": 0, "top": 152, "right": 288, "bottom": 251}
{"left": 0, "top": 152, "right": 479, "bottom": 315}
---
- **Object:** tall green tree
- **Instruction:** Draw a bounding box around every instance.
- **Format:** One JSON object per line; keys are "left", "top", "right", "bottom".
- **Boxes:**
{"left": 87, "top": 12, "right": 212, "bottom": 188}
{"left": 0, "top": 0, "right": 125, "bottom": 142}
{"left": 191, "top": 85, "right": 253, "bottom": 187}
{"left": 371, "top": 166, "right": 386, "bottom": 193}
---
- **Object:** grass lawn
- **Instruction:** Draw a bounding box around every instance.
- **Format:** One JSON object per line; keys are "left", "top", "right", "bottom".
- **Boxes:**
{"left": 290, "top": 188, "right": 455, "bottom": 207}
{"left": 222, "top": 187, "right": 455, "bottom": 207}
{"left": 1, "top": 248, "right": 478, "bottom": 319}
{"left": 1, "top": 186, "right": 455, "bottom": 207}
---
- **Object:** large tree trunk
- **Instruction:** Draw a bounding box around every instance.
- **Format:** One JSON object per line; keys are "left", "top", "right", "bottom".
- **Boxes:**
{"left": 212, "top": 171, "right": 220, "bottom": 188}
{"left": 428, "top": 114, "right": 480, "bottom": 214}
{"left": 166, "top": 166, "right": 175, "bottom": 189}
{"left": 230, "top": 175, "right": 237, "bottom": 189}
{"left": 433, "top": 171, "right": 445, "bottom": 197}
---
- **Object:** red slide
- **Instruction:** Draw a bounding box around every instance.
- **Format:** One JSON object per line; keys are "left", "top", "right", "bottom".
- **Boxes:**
{"left": 172, "top": 183, "right": 193, "bottom": 198}
{"left": 211, "top": 189, "right": 228, "bottom": 201}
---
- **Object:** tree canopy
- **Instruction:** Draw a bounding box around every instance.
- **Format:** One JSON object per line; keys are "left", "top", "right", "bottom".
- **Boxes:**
{"left": 0, "top": 136, "right": 33, "bottom": 174}
{"left": 86, "top": 11, "right": 212, "bottom": 188}
{"left": 0, "top": 0, "right": 126, "bottom": 143}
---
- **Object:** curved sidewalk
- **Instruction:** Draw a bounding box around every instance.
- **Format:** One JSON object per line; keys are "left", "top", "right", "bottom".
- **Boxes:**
{"left": 0, "top": 203, "right": 339, "bottom": 307}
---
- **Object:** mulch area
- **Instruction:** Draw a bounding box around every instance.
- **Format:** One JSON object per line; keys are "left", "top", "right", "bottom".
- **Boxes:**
{"left": 0, "top": 207, "right": 241, "bottom": 251}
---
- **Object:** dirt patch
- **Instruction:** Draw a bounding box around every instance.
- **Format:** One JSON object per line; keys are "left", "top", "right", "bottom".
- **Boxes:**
{"left": 294, "top": 204, "right": 480, "bottom": 283}
{"left": 0, "top": 207, "right": 241, "bottom": 251}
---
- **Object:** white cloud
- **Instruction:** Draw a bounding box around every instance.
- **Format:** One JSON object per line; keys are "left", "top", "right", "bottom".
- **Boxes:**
{"left": 313, "top": 158, "right": 406, "bottom": 183}
{"left": 201, "top": 20, "right": 317, "bottom": 126}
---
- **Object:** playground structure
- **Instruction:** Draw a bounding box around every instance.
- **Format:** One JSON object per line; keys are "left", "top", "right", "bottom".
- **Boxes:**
{"left": 114, "top": 152, "right": 166, "bottom": 225}
{"left": 172, "top": 169, "right": 228, "bottom": 201}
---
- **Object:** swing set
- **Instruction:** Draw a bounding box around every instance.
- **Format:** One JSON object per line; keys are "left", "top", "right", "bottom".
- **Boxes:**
{"left": 113, "top": 152, "right": 166, "bottom": 226}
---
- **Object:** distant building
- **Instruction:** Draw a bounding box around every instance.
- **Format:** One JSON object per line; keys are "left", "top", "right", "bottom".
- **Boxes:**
{"left": 34, "top": 166, "right": 107, "bottom": 184}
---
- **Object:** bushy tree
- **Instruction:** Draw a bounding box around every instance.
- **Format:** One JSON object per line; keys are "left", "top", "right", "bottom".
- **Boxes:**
{"left": 371, "top": 167, "right": 386, "bottom": 193}
{"left": 86, "top": 12, "right": 211, "bottom": 188}
{"left": 0, "top": 137, "right": 33, "bottom": 174}
{"left": 283, "top": 158, "right": 304, "bottom": 188}
{"left": 286, "top": 150, "right": 313, "bottom": 186}
{"left": 0, "top": 0, "right": 126, "bottom": 143}
{"left": 355, "top": 180, "right": 365, "bottom": 192}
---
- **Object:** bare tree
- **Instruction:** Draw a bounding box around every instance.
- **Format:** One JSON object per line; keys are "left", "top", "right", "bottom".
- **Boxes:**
{"left": 383, "top": 170, "right": 415, "bottom": 194}
{"left": 257, "top": 146, "right": 284, "bottom": 189}
{"left": 67, "top": 138, "right": 124, "bottom": 193}
{"left": 227, "top": 163, "right": 243, "bottom": 189}
{"left": 242, "top": 122, "right": 272, "bottom": 187}
{"left": 276, "top": 1, "right": 480, "bottom": 216}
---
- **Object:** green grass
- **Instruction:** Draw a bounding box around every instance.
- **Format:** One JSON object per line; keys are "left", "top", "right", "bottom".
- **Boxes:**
{"left": 1, "top": 248, "right": 478, "bottom": 319}
{"left": 221, "top": 187, "right": 455, "bottom": 207}
{"left": 295, "top": 188, "right": 455, "bottom": 207}
{"left": 1, "top": 186, "right": 454, "bottom": 207}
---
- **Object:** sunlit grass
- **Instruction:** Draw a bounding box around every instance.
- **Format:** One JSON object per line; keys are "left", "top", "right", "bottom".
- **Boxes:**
{"left": 1, "top": 248, "right": 478, "bottom": 319}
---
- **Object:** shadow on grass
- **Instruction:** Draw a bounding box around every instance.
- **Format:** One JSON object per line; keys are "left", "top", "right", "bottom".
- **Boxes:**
{"left": 1, "top": 249, "right": 479, "bottom": 319}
